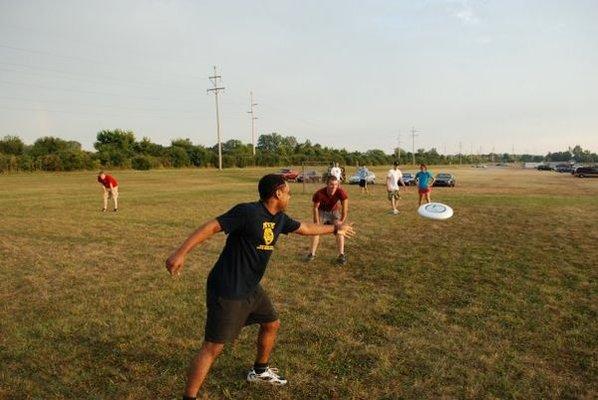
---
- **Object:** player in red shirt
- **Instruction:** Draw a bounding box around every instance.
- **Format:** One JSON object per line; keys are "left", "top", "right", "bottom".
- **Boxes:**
{"left": 97, "top": 171, "right": 119, "bottom": 212}
{"left": 307, "top": 176, "right": 349, "bottom": 265}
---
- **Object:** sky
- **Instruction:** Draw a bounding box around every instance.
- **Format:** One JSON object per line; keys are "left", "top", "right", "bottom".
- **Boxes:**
{"left": 0, "top": 0, "right": 597, "bottom": 155}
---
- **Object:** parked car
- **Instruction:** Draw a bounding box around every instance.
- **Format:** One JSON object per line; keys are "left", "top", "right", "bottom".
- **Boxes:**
{"left": 402, "top": 172, "right": 416, "bottom": 186}
{"left": 555, "top": 164, "right": 573, "bottom": 173}
{"left": 537, "top": 164, "right": 553, "bottom": 171}
{"left": 574, "top": 166, "right": 598, "bottom": 178}
{"left": 432, "top": 173, "right": 456, "bottom": 187}
{"left": 348, "top": 168, "right": 376, "bottom": 184}
{"left": 296, "top": 170, "right": 322, "bottom": 183}
{"left": 571, "top": 165, "right": 583, "bottom": 175}
{"left": 277, "top": 168, "right": 299, "bottom": 181}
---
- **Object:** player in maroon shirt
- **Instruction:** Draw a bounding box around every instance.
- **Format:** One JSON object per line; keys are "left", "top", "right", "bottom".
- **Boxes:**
{"left": 97, "top": 171, "right": 119, "bottom": 212}
{"left": 307, "top": 176, "right": 349, "bottom": 265}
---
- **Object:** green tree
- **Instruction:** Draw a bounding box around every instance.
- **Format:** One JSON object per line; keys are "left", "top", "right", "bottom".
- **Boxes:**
{"left": 135, "top": 137, "right": 165, "bottom": 157}
{"left": 0, "top": 135, "right": 25, "bottom": 155}
{"left": 168, "top": 146, "right": 190, "bottom": 168}
{"left": 30, "top": 137, "right": 80, "bottom": 158}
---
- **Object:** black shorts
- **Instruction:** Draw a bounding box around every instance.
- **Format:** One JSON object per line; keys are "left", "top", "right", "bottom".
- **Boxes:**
{"left": 205, "top": 285, "right": 278, "bottom": 343}
{"left": 359, "top": 179, "right": 366, "bottom": 187}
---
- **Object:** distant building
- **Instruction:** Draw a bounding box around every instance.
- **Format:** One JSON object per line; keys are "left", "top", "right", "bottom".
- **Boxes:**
{"left": 523, "top": 162, "right": 542, "bottom": 169}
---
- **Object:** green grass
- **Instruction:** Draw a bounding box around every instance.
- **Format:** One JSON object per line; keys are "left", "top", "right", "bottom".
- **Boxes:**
{"left": 0, "top": 167, "right": 596, "bottom": 399}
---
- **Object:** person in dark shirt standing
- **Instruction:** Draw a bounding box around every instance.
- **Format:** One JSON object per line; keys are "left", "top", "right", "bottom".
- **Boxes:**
{"left": 97, "top": 171, "right": 119, "bottom": 212}
{"left": 307, "top": 176, "right": 349, "bottom": 265}
{"left": 165, "top": 174, "right": 354, "bottom": 400}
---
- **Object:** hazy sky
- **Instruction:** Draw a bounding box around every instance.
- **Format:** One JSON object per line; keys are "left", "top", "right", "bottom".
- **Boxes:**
{"left": 1, "top": 0, "right": 597, "bottom": 154}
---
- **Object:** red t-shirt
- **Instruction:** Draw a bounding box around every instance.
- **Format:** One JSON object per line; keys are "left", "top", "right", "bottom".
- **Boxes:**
{"left": 312, "top": 187, "right": 348, "bottom": 211}
{"left": 98, "top": 175, "right": 118, "bottom": 188}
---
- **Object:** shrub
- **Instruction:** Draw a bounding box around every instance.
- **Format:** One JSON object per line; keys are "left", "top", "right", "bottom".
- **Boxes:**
{"left": 40, "top": 154, "right": 63, "bottom": 171}
{"left": 132, "top": 155, "right": 152, "bottom": 170}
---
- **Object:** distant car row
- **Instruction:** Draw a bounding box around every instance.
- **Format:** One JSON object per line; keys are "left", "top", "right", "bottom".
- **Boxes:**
{"left": 572, "top": 166, "right": 598, "bottom": 177}
{"left": 537, "top": 164, "right": 598, "bottom": 177}
{"left": 275, "top": 168, "right": 456, "bottom": 187}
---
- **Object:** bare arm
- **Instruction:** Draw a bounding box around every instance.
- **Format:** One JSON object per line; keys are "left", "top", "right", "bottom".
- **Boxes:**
{"left": 312, "top": 202, "right": 320, "bottom": 224}
{"left": 386, "top": 176, "right": 392, "bottom": 191}
{"left": 340, "top": 199, "right": 348, "bottom": 224}
{"left": 294, "top": 222, "right": 355, "bottom": 237}
{"left": 165, "top": 219, "right": 222, "bottom": 276}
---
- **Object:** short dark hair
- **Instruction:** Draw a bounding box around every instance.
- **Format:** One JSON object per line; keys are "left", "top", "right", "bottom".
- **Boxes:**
{"left": 393, "top": 161, "right": 399, "bottom": 167}
{"left": 258, "top": 174, "right": 287, "bottom": 200}
{"left": 327, "top": 175, "right": 339, "bottom": 183}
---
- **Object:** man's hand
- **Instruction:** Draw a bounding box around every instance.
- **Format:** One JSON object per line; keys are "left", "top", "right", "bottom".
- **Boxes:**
{"left": 336, "top": 222, "right": 355, "bottom": 238}
{"left": 166, "top": 252, "right": 186, "bottom": 277}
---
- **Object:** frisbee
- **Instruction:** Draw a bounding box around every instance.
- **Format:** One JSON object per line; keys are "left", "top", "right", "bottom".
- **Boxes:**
{"left": 418, "top": 202, "right": 453, "bottom": 220}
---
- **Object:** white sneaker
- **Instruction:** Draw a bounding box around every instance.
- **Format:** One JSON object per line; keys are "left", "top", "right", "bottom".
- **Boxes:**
{"left": 247, "top": 366, "right": 288, "bottom": 386}
{"left": 392, "top": 209, "right": 400, "bottom": 215}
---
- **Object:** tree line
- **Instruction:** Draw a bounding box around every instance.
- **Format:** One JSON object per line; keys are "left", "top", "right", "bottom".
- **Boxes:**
{"left": 0, "top": 130, "right": 596, "bottom": 173}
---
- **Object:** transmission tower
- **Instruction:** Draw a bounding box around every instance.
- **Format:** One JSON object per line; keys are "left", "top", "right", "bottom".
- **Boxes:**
{"left": 396, "top": 131, "right": 402, "bottom": 163}
{"left": 411, "top": 126, "right": 420, "bottom": 165}
{"left": 247, "top": 91, "right": 258, "bottom": 156}
{"left": 207, "top": 66, "right": 225, "bottom": 170}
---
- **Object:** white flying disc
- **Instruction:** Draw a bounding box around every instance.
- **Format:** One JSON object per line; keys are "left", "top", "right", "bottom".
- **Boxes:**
{"left": 418, "top": 202, "right": 453, "bottom": 220}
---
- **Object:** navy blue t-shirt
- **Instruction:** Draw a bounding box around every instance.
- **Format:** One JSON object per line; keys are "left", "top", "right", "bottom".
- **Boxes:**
{"left": 207, "top": 202, "right": 301, "bottom": 298}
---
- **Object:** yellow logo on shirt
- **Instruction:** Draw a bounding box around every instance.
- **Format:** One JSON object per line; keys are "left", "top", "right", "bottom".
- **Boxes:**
{"left": 257, "top": 222, "right": 275, "bottom": 250}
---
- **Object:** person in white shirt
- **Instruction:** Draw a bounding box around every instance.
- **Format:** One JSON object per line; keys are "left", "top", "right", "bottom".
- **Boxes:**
{"left": 386, "top": 161, "right": 407, "bottom": 214}
{"left": 330, "top": 162, "right": 342, "bottom": 182}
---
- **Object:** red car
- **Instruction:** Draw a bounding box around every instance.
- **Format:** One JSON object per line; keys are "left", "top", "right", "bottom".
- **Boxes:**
{"left": 277, "top": 168, "right": 299, "bottom": 181}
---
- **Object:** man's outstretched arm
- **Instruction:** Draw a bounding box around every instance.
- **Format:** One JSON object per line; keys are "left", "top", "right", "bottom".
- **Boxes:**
{"left": 165, "top": 219, "right": 222, "bottom": 276}
{"left": 293, "top": 222, "right": 355, "bottom": 237}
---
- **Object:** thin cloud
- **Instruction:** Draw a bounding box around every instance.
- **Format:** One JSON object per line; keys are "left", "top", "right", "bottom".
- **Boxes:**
{"left": 454, "top": 7, "right": 479, "bottom": 25}
{"left": 441, "top": 0, "right": 481, "bottom": 25}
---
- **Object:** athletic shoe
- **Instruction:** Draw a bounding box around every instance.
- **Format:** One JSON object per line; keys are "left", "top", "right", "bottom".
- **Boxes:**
{"left": 113, "top": 208, "right": 118, "bottom": 212}
{"left": 101, "top": 208, "right": 107, "bottom": 212}
{"left": 336, "top": 254, "right": 347, "bottom": 265}
{"left": 247, "top": 366, "right": 287, "bottom": 386}
{"left": 392, "top": 209, "right": 400, "bottom": 215}
{"left": 305, "top": 253, "right": 316, "bottom": 262}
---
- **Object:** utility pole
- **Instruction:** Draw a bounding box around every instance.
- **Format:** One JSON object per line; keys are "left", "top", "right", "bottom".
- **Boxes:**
{"left": 247, "top": 91, "right": 258, "bottom": 156}
{"left": 396, "top": 131, "right": 402, "bottom": 163}
{"left": 410, "top": 126, "right": 419, "bottom": 166}
{"left": 459, "top": 141, "right": 462, "bottom": 165}
{"left": 207, "top": 66, "right": 225, "bottom": 170}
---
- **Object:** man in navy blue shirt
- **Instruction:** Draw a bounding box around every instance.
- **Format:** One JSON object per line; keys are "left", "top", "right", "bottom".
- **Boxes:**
{"left": 166, "top": 174, "right": 355, "bottom": 400}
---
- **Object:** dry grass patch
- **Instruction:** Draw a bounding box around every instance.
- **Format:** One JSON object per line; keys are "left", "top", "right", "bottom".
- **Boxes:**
{"left": 0, "top": 167, "right": 596, "bottom": 399}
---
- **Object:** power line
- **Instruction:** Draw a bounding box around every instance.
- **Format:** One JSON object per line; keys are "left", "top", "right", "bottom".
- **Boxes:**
{"left": 0, "top": 79, "right": 197, "bottom": 103}
{"left": 0, "top": 42, "right": 204, "bottom": 81}
{"left": 207, "top": 66, "right": 225, "bottom": 170}
{"left": 0, "top": 105, "right": 202, "bottom": 120}
{"left": 0, "top": 95, "right": 198, "bottom": 114}
{"left": 0, "top": 64, "right": 198, "bottom": 93}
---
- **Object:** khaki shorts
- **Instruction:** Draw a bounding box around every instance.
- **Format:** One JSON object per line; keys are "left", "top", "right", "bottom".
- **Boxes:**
{"left": 104, "top": 187, "right": 119, "bottom": 199}
{"left": 387, "top": 190, "right": 400, "bottom": 200}
{"left": 318, "top": 209, "right": 341, "bottom": 225}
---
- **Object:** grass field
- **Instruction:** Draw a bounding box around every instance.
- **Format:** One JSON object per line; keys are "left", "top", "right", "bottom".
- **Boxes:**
{"left": 0, "top": 166, "right": 596, "bottom": 399}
